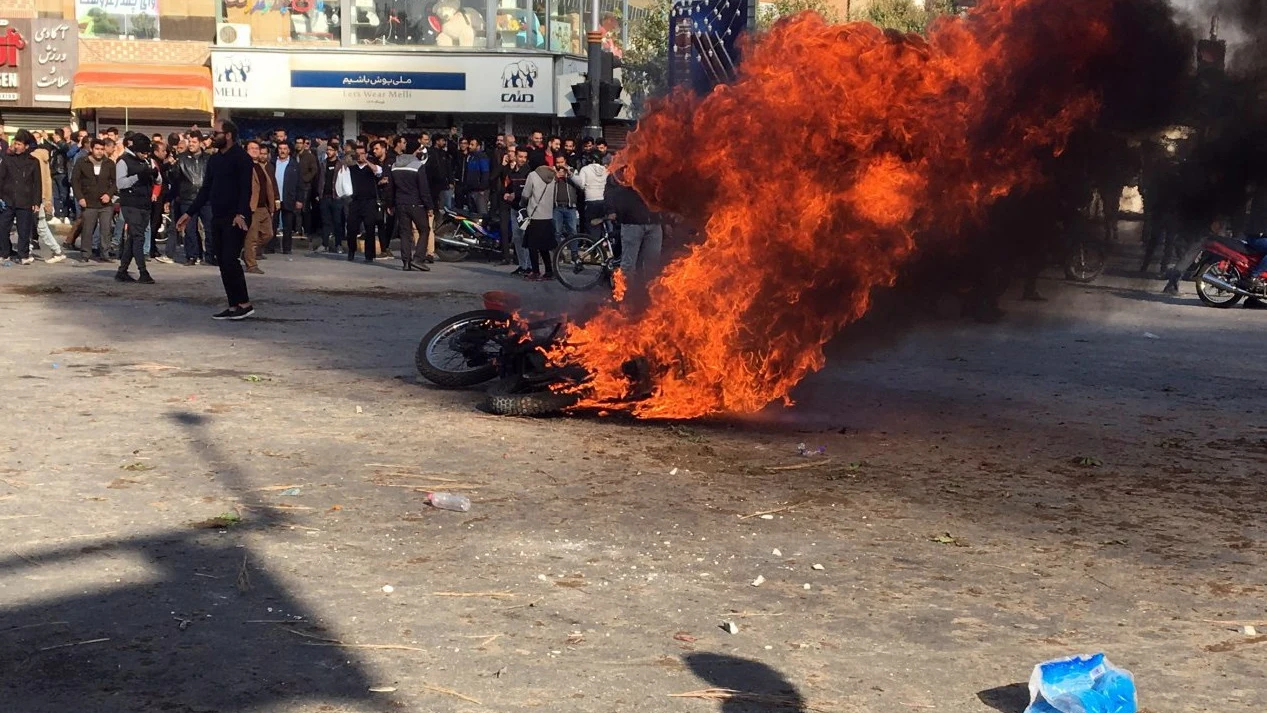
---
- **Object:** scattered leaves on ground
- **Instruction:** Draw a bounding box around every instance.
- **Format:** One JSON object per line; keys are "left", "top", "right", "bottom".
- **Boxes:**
{"left": 192, "top": 512, "right": 243, "bottom": 529}
{"left": 930, "top": 533, "right": 967, "bottom": 547}
{"left": 1072, "top": 456, "right": 1103, "bottom": 468}
{"left": 121, "top": 462, "right": 155, "bottom": 472}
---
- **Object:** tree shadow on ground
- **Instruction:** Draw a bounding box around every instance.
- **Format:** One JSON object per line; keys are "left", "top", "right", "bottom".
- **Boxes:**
{"left": 0, "top": 411, "right": 391, "bottom": 713}
{"left": 684, "top": 652, "right": 805, "bottom": 712}
{"left": 978, "top": 683, "right": 1031, "bottom": 713}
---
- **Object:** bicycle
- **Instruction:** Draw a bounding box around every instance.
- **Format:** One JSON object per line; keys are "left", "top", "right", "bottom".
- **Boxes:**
{"left": 553, "top": 218, "right": 620, "bottom": 291}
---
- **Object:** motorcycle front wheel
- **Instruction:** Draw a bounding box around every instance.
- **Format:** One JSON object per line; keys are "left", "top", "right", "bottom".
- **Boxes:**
{"left": 415, "top": 310, "right": 511, "bottom": 387}
{"left": 1194, "top": 260, "right": 1245, "bottom": 308}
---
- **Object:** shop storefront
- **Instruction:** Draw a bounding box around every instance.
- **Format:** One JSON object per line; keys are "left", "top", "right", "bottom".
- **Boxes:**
{"left": 212, "top": 48, "right": 570, "bottom": 140}
{"left": 0, "top": 17, "right": 78, "bottom": 134}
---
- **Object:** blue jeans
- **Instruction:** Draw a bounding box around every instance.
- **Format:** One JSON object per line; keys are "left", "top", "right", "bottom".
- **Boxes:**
{"left": 439, "top": 189, "right": 454, "bottom": 212}
{"left": 52, "top": 175, "right": 69, "bottom": 219}
{"left": 553, "top": 206, "right": 578, "bottom": 240}
{"left": 1249, "top": 236, "right": 1267, "bottom": 278}
{"left": 182, "top": 201, "right": 213, "bottom": 260}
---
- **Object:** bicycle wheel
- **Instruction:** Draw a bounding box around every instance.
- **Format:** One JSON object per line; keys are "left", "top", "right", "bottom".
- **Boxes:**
{"left": 553, "top": 234, "right": 610, "bottom": 291}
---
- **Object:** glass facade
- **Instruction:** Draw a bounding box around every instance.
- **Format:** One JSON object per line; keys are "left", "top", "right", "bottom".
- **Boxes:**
{"left": 212, "top": 0, "right": 604, "bottom": 53}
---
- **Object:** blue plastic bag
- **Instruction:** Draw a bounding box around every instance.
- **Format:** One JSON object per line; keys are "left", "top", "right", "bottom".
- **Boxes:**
{"left": 1024, "top": 653, "right": 1137, "bottom": 713}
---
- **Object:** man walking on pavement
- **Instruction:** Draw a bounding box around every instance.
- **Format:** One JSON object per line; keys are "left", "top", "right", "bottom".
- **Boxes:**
{"left": 243, "top": 140, "right": 278, "bottom": 275}
{"left": 0, "top": 130, "right": 43, "bottom": 266}
{"left": 296, "top": 136, "right": 320, "bottom": 238}
{"left": 178, "top": 120, "right": 256, "bottom": 320}
{"left": 315, "top": 140, "right": 347, "bottom": 253}
{"left": 389, "top": 136, "right": 434, "bottom": 272}
{"left": 114, "top": 134, "right": 157, "bottom": 284}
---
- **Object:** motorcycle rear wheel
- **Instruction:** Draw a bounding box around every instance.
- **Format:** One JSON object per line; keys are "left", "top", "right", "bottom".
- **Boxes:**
{"left": 415, "top": 310, "right": 511, "bottom": 387}
{"left": 1194, "top": 260, "right": 1245, "bottom": 308}
{"left": 434, "top": 222, "right": 471, "bottom": 262}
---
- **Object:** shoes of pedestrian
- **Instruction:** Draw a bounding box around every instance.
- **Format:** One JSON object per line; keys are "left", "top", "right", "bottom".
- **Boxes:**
{"left": 212, "top": 305, "right": 255, "bottom": 321}
{"left": 61, "top": 242, "right": 76, "bottom": 252}
{"left": 426, "top": 254, "right": 437, "bottom": 264}
{"left": 137, "top": 271, "right": 155, "bottom": 285}
{"left": 115, "top": 269, "right": 136, "bottom": 283}
{"left": 522, "top": 271, "right": 540, "bottom": 281}
{"left": 1161, "top": 283, "right": 1179, "bottom": 295}
{"left": 510, "top": 267, "right": 525, "bottom": 276}
{"left": 347, "top": 254, "right": 356, "bottom": 262}
{"left": 17, "top": 257, "right": 35, "bottom": 266}
{"left": 93, "top": 256, "right": 109, "bottom": 263}
{"left": 246, "top": 266, "right": 264, "bottom": 275}
{"left": 46, "top": 253, "right": 67, "bottom": 264}
{"left": 154, "top": 255, "right": 174, "bottom": 264}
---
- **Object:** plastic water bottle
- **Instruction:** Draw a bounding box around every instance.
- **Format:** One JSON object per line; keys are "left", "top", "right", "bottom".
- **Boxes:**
{"left": 427, "top": 492, "right": 471, "bottom": 512}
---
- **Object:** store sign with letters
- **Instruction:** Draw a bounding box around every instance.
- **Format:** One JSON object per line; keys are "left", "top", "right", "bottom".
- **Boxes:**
{"left": 0, "top": 18, "right": 79, "bottom": 107}
{"left": 212, "top": 50, "right": 557, "bottom": 114}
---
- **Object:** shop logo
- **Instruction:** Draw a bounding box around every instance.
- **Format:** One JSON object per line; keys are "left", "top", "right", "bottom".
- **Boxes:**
{"left": 0, "top": 24, "right": 25, "bottom": 68}
{"left": 219, "top": 56, "right": 252, "bottom": 83}
{"left": 500, "top": 60, "right": 537, "bottom": 103}
{"left": 215, "top": 56, "right": 253, "bottom": 100}
{"left": 0, "top": 23, "right": 23, "bottom": 99}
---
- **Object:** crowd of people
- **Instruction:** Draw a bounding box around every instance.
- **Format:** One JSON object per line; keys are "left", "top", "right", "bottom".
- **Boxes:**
{"left": 0, "top": 123, "right": 665, "bottom": 291}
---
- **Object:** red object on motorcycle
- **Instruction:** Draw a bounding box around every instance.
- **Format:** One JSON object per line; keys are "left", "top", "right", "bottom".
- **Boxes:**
{"left": 483, "top": 291, "right": 522, "bottom": 313}
{"left": 1202, "top": 239, "right": 1257, "bottom": 272}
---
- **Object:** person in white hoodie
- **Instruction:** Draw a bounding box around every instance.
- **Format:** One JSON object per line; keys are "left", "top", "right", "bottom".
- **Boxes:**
{"left": 570, "top": 157, "right": 609, "bottom": 242}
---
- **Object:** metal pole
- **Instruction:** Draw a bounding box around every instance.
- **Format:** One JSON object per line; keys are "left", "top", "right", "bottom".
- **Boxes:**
{"left": 584, "top": 0, "right": 602, "bottom": 139}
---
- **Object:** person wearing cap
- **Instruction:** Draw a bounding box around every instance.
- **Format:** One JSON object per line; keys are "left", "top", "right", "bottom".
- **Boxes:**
{"left": 114, "top": 133, "right": 157, "bottom": 283}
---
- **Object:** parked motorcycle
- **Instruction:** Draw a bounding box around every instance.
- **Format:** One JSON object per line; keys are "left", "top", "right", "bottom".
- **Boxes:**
{"left": 1191, "top": 235, "right": 1267, "bottom": 308}
{"left": 414, "top": 291, "right": 585, "bottom": 415}
{"left": 432, "top": 207, "right": 507, "bottom": 263}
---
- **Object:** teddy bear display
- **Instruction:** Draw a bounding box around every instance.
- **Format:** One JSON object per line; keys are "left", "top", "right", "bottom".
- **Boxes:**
{"left": 430, "top": 0, "right": 484, "bottom": 47}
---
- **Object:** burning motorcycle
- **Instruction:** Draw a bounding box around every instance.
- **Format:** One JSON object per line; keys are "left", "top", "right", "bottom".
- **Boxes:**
{"left": 414, "top": 291, "right": 587, "bottom": 415}
{"left": 1191, "top": 234, "right": 1267, "bottom": 308}
{"left": 432, "top": 207, "right": 507, "bottom": 263}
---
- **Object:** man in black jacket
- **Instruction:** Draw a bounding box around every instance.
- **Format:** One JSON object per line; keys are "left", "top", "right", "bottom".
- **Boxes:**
{"left": 428, "top": 135, "right": 454, "bottom": 211}
{"left": 178, "top": 120, "right": 256, "bottom": 320}
{"left": 0, "top": 130, "right": 45, "bottom": 265}
{"left": 345, "top": 144, "right": 383, "bottom": 263}
{"left": 389, "top": 137, "right": 434, "bottom": 272}
{"left": 605, "top": 166, "right": 662, "bottom": 285}
{"left": 114, "top": 134, "right": 157, "bottom": 284}
{"left": 173, "top": 134, "right": 212, "bottom": 264}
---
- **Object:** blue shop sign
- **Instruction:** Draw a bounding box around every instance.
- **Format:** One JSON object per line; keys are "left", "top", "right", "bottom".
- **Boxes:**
{"left": 289, "top": 71, "right": 466, "bottom": 91}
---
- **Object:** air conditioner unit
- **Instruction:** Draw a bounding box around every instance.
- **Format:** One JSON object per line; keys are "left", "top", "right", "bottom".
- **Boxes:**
{"left": 216, "top": 23, "right": 251, "bottom": 47}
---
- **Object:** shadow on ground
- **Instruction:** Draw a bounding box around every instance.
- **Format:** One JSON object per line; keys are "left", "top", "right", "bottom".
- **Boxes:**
{"left": 684, "top": 652, "right": 806, "bottom": 713}
{"left": 978, "top": 683, "right": 1031, "bottom": 713}
{"left": 0, "top": 411, "right": 391, "bottom": 713}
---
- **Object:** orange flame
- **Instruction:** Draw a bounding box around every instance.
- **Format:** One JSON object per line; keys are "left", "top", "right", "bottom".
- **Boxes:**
{"left": 552, "top": 0, "right": 1121, "bottom": 419}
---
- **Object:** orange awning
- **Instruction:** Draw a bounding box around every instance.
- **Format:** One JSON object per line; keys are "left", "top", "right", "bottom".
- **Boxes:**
{"left": 72, "top": 63, "right": 214, "bottom": 114}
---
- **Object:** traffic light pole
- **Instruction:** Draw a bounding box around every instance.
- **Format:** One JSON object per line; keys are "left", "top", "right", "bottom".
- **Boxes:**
{"left": 584, "top": 0, "right": 603, "bottom": 140}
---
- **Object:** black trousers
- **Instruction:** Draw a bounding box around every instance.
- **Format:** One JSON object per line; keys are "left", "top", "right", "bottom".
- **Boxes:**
{"left": 119, "top": 205, "right": 149, "bottom": 272}
{"left": 0, "top": 206, "right": 35, "bottom": 259}
{"left": 267, "top": 209, "right": 297, "bottom": 253}
{"left": 212, "top": 216, "right": 250, "bottom": 306}
{"left": 378, "top": 207, "right": 395, "bottom": 254}
{"left": 346, "top": 199, "right": 377, "bottom": 260}
{"left": 149, "top": 201, "right": 165, "bottom": 257}
{"left": 395, "top": 204, "right": 430, "bottom": 263}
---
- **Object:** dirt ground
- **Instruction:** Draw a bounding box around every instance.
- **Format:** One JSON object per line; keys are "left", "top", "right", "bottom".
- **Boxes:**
{"left": 0, "top": 242, "right": 1264, "bottom": 713}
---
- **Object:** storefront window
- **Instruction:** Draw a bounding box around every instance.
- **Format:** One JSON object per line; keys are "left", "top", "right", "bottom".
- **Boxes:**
{"left": 351, "top": 0, "right": 490, "bottom": 48}
{"left": 493, "top": 0, "right": 544, "bottom": 50}
{"left": 75, "top": 0, "right": 162, "bottom": 39}
{"left": 549, "top": 0, "right": 584, "bottom": 54}
{"left": 220, "top": 0, "right": 340, "bottom": 46}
